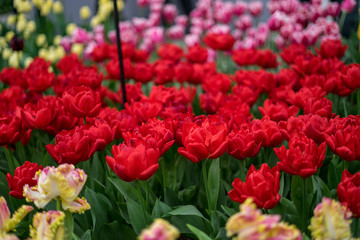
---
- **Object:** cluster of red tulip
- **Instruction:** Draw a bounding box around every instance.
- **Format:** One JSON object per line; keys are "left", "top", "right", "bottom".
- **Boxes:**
{"left": 1, "top": 33, "right": 360, "bottom": 230}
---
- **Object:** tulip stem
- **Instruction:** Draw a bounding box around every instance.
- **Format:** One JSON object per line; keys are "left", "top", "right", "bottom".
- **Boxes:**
{"left": 202, "top": 160, "right": 211, "bottom": 212}
{"left": 352, "top": 217, "right": 360, "bottom": 237}
{"left": 145, "top": 180, "right": 150, "bottom": 211}
{"left": 239, "top": 160, "right": 246, "bottom": 182}
{"left": 83, "top": 117, "right": 87, "bottom": 125}
{"left": 161, "top": 158, "right": 166, "bottom": 196}
{"left": 56, "top": 197, "right": 62, "bottom": 211}
{"left": 339, "top": 12, "right": 347, "bottom": 34}
{"left": 342, "top": 97, "right": 348, "bottom": 117}
{"left": 301, "top": 177, "right": 308, "bottom": 233}
{"left": 344, "top": 161, "right": 349, "bottom": 171}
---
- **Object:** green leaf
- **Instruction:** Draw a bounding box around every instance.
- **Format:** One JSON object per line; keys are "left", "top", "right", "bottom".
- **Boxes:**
{"left": 163, "top": 205, "right": 205, "bottom": 219}
{"left": 64, "top": 211, "right": 74, "bottom": 240}
{"left": 207, "top": 158, "right": 220, "bottom": 211}
{"left": 80, "top": 230, "right": 91, "bottom": 240}
{"left": 290, "top": 176, "right": 314, "bottom": 232}
{"left": 126, "top": 197, "right": 149, "bottom": 235}
{"left": 312, "top": 175, "right": 331, "bottom": 202}
{"left": 108, "top": 177, "right": 139, "bottom": 202}
{"left": 187, "top": 224, "right": 212, "bottom": 240}
{"left": 99, "top": 221, "right": 137, "bottom": 240}
{"left": 84, "top": 187, "right": 112, "bottom": 238}
{"left": 152, "top": 199, "right": 172, "bottom": 218}
{"left": 221, "top": 205, "right": 237, "bottom": 217}
{"left": 327, "top": 161, "right": 342, "bottom": 190}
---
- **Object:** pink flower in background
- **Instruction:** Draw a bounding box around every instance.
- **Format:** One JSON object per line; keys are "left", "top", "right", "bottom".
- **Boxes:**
{"left": 60, "top": 37, "right": 71, "bottom": 52}
{"left": 327, "top": 2, "right": 340, "bottom": 17}
{"left": 163, "top": 4, "right": 178, "bottom": 23}
{"left": 235, "top": 15, "right": 252, "bottom": 30}
{"left": 233, "top": 1, "right": 247, "bottom": 16}
{"left": 167, "top": 25, "right": 185, "bottom": 40}
{"left": 190, "top": 26, "right": 203, "bottom": 36}
{"left": 208, "top": 24, "right": 231, "bottom": 35}
{"left": 184, "top": 34, "right": 200, "bottom": 47}
{"left": 150, "top": 3, "right": 162, "bottom": 13}
{"left": 137, "top": 0, "right": 149, "bottom": 7}
{"left": 341, "top": 0, "right": 356, "bottom": 12}
{"left": 83, "top": 41, "right": 97, "bottom": 60}
{"left": 175, "top": 15, "right": 188, "bottom": 26}
{"left": 71, "top": 27, "right": 91, "bottom": 44}
{"left": 275, "top": 35, "right": 285, "bottom": 49}
{"left": 148, "top": 12, "right": 161, "bottom": 27}
{"left": 133, "top": 17, "right": 148, "bottom": 33}
{"left": 248, "top": 1, "right": 263, "bottom": 17}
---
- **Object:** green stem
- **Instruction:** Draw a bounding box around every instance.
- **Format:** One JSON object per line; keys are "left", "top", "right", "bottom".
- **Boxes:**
{"left": 352, "top": 217, "right": 359, "bottom": 238}
{"left": 161, "top": 158, "right": 166, "bottom": 196}
{"left": 202, "top": 160, "right": 211, "bottom": 212}
{"left": 83, "top": 117, "right": 87, "bottom": 125}
{"left": 344, "top": 161, "right": 350, "bottom": 171}
{"left": 56, "top": 197, "right": 62, "bottom": 210}
{"left": 339, "top": 12, "right": 347, "bottom": 34}
{"left": 342, "top": 97, "right": 348, "bottom": 117}
{"left": 145, "top": 180, "right": 150, "bottom": 211}
{"left": 240, "top": 160, "right": 246, "bottom": 182}
{"left": 302, "top": 177, "right": 308, "bottom": 232}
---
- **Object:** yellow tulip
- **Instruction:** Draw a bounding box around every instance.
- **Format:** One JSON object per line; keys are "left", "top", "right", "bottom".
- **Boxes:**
{"left": 24, "top": 57, "right": 33, "bottom": 67}
{"left": 36, "top": 34, "right": 47, "bottom": 47}
{"left": 6, "top": 15, "right": 16, "bottom": 26}
{"left": 53, "top": 35, "right": 62, "bottom": 46}
{"left": 16, "top": 18, "right": 27, "bottom": 32}
{"left": 8, "top": 52, "right": 20, "bottom": 68}
{"left": 27, "top": 21, "right": 36, "bottom": 33}
{"left": 80, "top": 6, "right": 91, "bottom": 20}
{"left": 2, "top": 48, "right": 12, "bottom": 60}
{"left": 53, "top": 1, "right": 64, "bottom": 14}
{"left": 32, "top": 0, "right": 43, "bottom": 9}
{"left": 5, "top": 32, "right": 14, "bottom": 42}
{"left": 66, "top": 23, "right": 77, "bottom": 35}
{"left": 71, "top": 43, "right": 84, "bottom": 56}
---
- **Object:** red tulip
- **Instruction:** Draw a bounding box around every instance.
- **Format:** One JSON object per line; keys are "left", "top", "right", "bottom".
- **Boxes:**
{"left": 25, "top": 58, "right": 55, "bottom": 92}
{"left": 304, "top": 97, "right": 334, "bottom": 118}
{"left": 326, "top": 116, "right": 360, "bottom": 162}
{"left": 203, "top": 33, "right": 235, "bottom": 51}
{"left": 62, "top": 86, "right": 102, "bottom": 118}
{"left": 6, "top": 161, "right": 43, "bottom": 199}
{"left": 228, "top": 164, "right": 281, "bottom": 209}
{"left": 0, "top": 114, "right": 25, "bottom": 146}
{"left": 318, "top": 39, "right": 347, "bottom": 59}
{"left": 251, "top": 117, "right": 284, "bottom": 148}
{"left": 274, "top": 133, "right": 326, "bottom": 178}
{"left": 186, "top": 45, "right": 208, "bottom": 63}
{"left": 258, "top": 99, "right": 299, "bottom": 122}
{"left": 20, "top": 96, "right": 58, "bottom": 130}
{"left": 125, "top": 100, "right": 162, "bottom": 123}
{"left": 202, "top": 73, "right": 232, "bottom": 94}
{"left": 46, "top": 126, "right": 95, "bottom": 165}
{"left": 337, "top": 170, "right": 360, "bottom": 217}
{"left": 106, "top": 143, "right": 160, "bottom": 182}
{"left": 178, "top": 118, "right": 228, "bottom": 163}
{"left": 228, "top": 128, "right": 262, "bottom": 160}
{"left": 157, "top": 43, "right": 183, "bottom": 63}
{"left": 133, "top": 63, "right": 153, "bottom": 83}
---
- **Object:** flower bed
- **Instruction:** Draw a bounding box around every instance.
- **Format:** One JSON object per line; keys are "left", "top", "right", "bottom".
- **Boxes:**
{"left": 1, "top": 0, "right": 360, "bottom": 239}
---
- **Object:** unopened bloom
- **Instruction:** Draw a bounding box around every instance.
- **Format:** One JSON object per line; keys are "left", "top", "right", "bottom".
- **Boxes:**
{"left": 0, "top": 197, "right": 33, "bottom": 234}
{"left": 80, "top": 6, "right": 91, "bottom": 20}
{"left": 29, "top": 211, "right": 65, "bottom": 240}
{"left": 138, "top": 218, "right": 180, "bottom": 240}
{"left": 24, "top": 164, "right": 90, "bottom": 213}
{"left": 309, "top": 197, "right": 352, "bottom": 240}
{"left": 226, "top": 198, "right": 301, "bottom": 240}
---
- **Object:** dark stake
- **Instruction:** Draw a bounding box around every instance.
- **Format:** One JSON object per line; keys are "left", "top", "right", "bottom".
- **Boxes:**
{"left": 112, "top": 0, "right": 127, "bottom": 106}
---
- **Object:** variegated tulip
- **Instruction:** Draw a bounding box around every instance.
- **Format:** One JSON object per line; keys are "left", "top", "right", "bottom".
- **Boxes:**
{"left": 138, "top": 219, "right": 180, "bottom": 240}
{"left": 309, "top": 197, "right": 352, "bottom": 240}
{"left": 23, "top": 164, "right": 90, "bottom": 213}
{"left": 0, "top": 196, "right": 33, "bottom": 235}
{"left": 226, "top": 198, "right": 301, "bottom": 240}
{"left": 29, "top": 211, "right": 65, "bottom": 240}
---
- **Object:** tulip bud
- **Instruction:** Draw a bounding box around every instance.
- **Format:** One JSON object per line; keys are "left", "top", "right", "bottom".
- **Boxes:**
{"left": 138, "top": 219, "right": 180, "bottom": 240}
{"left": 80, "top": 6, "right": 91, "bottom": 20}
{"left": 53, "top": 1, "right": 64, "bottom": 14}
